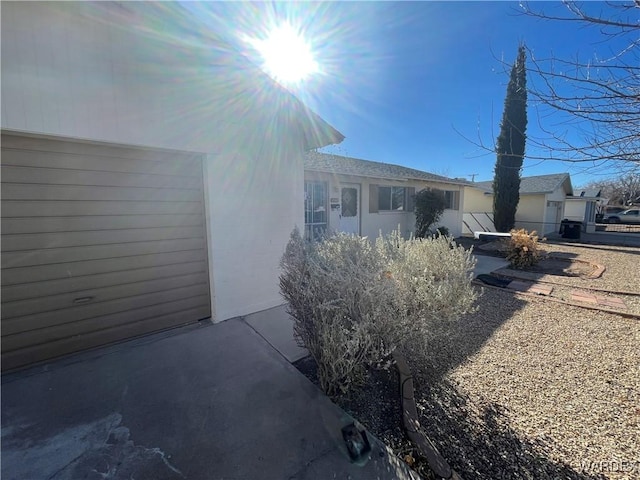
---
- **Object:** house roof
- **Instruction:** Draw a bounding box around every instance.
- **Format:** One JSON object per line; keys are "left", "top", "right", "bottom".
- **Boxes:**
{"left": 574, "top": 188, "right": 601, "bottom": 198}
{"left": 305, "top": 151, "right": 469, "bottom": 185}
{"left": 473, "top": 173, "right": 573, "bottom": 195}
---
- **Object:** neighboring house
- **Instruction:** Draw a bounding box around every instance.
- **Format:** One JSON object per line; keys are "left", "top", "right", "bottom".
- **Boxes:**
{"left": 564, "top": 188, "right": 602, "bottom": 233}
{"left": 0, "top": 2, "right": 343, "bottom": 370}
{"left": 304, "top": 152, "right": 467, "bottom": 240}
{"left": 463, "top": 173, "right": 573, "bottom": 235}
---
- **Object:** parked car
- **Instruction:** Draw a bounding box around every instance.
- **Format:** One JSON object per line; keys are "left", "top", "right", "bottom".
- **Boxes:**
{"left": 604, "top": 206, "right": 627, "bottom": 215}
{"left": 604, "top": 208, "right": 640, "bottom": 224}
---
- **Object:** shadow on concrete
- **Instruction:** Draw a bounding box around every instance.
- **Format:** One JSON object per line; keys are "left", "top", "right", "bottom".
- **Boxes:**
{"left": 416, "top": 378, "right": 603, "bottom": 480}
{"left": 1, "top": 319, "right": 418, "bottom": 480}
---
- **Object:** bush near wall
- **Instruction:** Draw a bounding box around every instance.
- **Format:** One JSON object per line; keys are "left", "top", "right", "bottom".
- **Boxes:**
{"left": 280, "top": 229, "right": 477, "bottom": 396}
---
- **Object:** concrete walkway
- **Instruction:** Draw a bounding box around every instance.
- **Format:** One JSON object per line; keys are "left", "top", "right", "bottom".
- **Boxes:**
{"left": 1, "top": 319, "right": 417, "bottom": 480}
{"left": 472, "top": 254, "right": 509, "bottom": 276}
{"left": 245, "top": 306, "right": 309, "bottom": 363}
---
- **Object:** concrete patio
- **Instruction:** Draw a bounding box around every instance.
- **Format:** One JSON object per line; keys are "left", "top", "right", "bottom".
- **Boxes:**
{"left": 1, "top": 319, "right": 417, "bottom": 480}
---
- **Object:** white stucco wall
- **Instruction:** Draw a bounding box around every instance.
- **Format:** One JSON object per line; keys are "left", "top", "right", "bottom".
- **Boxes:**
{"left": 565, "top": 198, "right": 599, "bottom": 233}
{"left": 2, "top": 2, "right": 308, "bottom": 322}
{"left": 205, "top": 147, "right": 303, "bottom": 321}
{"left": 564, "top": 199, "right": 587, "bottom": 222}
{"left": 540, "top": 188, "right": 569, "bottom": 235}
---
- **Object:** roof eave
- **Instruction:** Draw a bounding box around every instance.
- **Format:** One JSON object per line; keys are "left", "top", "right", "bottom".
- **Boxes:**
{"left": 305, "top": 167, "right": 468, "bottom": 185}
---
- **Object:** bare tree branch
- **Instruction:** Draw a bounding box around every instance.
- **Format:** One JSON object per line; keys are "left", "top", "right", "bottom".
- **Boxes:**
{"left": 512, "top": 1, "right": 640, "bottom": 167}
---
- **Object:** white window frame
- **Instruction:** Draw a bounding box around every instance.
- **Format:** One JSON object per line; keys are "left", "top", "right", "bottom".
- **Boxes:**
{"left": 304, "top": 181, "right": 328, "bottom": 240}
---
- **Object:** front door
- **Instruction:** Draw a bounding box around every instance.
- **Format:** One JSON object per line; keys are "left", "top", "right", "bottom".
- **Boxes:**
{"left": 340, "top": 184, "right": 360, "bottom": 235}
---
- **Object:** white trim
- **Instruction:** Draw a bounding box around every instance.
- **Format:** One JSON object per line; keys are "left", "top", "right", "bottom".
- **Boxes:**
{"left": 202, "top": 154, "right": 218, "bottom": 323}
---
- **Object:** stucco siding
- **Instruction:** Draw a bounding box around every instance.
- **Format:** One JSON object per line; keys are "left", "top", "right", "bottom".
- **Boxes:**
{"left": 545, "top": 187, "right": 568, "bottom": 202}
{"left": 564, "top": 200, "right": 587, "bottom": 222}
{"left": 205, "top": 145, "right": 303, "bottom": 321}
{"left": 463, "top": 187, "right": 493, "bottom": 213}
{"left": 515, "top": 195, "right": 547, "bottom": 233}
{"left": 2, "top": 2, "right": 309, "bottom": 323}
{"left": 464, "top": 187, "right": 561, "bottom": 235}
{"left": 1, "top": 2, "right": 299, "bottom": 154}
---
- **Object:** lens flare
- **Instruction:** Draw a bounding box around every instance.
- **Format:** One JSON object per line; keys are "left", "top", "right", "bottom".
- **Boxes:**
{"left": 250, "top": 23, "right": 318, "bottom": 84}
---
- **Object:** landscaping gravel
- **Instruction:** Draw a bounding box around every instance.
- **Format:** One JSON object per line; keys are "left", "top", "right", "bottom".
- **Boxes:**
{"left": 536, "top": 242, "right": 640, "bottom": 292}
{"left": 412, "top": 287, "right": 640, "bottom": 480}
{"left": 295, "top": 241, "right": 640, "bottom": 479}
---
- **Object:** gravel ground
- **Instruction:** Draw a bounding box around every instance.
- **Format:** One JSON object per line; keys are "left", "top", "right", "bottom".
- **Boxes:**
{"left": 533, "top": 242, "right": 640, "bottom": 292}
{"left": 412, "top": 287, "right": 640, "bottom": 480}
{"left": 294, "top": 356, "right": 407, "bottom": 450}
{"left": 295, "top": 241, "right": 640, "bottom": 479}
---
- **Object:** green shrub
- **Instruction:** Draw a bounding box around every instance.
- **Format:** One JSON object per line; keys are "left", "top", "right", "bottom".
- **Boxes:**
{"left": 415, "top": 188, "right": 447, "bottom": 238}
{"left": 280, "top": 228, "right": 477, "bottom": 396}
{"left": 505, "top": 229, "right": 541, "bottom": 269}
{"left": 435, "top": 226, "right": 450, "bottom": 237}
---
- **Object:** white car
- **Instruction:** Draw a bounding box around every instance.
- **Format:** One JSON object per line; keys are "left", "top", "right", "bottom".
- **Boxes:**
{"left": 605, "top": 208, "right": 640, "bottom": 224}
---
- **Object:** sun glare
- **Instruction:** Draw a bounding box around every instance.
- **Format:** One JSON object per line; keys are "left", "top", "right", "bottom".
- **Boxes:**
{"left": 252, "top": 23, "right": 318, "bottom": 83}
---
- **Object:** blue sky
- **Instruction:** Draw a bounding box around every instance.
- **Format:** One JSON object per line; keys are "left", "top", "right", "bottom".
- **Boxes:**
{"left": 192, "top": 1, "right": 632, "bottom": 187}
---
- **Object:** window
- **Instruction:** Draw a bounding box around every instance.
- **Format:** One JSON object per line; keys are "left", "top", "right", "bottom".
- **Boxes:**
{"left": 444, "top": 190, "right": 460, "bottom": 210}
{"left": 304, "top": 181, "right": 327, "bottom": 240}
{"left": 378, "top": 186, "right": 408, "bottom": 211}
{"left": 368, "top": 185, "right": 415, "bottom": 213}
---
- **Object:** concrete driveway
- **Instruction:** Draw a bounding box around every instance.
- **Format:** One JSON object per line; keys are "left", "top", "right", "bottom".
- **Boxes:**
{"left": 1, "top": 318, "right": 416, "bottom": 480}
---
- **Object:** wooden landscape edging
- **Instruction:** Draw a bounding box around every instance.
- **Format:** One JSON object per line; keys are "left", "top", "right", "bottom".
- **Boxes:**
{"left": 392, "top": 351, "right": 463, "bottom": 480}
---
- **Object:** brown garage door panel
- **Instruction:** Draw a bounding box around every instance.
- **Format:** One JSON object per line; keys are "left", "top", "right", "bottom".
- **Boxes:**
{"left": 1, "top": 134, "right": 199, "bottom": 162}
{"left": 1, "top": 166, "right": 204, "bottom": 189}
{"left": 1, "top": 134, "right": 212, "bottom": 370}
{"left": 2, "top": 250, "right": 207, "bottom": 285}
{"left": 1, "top": 149, "right": 203, "bottom": 176}
{"left": 2, "top": 239, "right": 205, "bottom": 269}
{"left": 2, "top": 226, "right": 206, "bottom": 251}
{"left": 2, "top": 261, "right": 207, "bottom": 303}
{"left": 1, "top": 305, "right": 211, "bottom": 371}
{"left": 2, "top": 272, "right": 210, "bottom": 319}
{"left": 2, "top": 184, "right": 203, "bottom": 202}
{"left": 2, "top": 296, "right": 211, "bottom": 352}
{"left": 1, "top": 200, "right": 203, "bottom": 217}
{"left": 2, "top": 283, "right": 211, "bottom": 336}
{"left": 2, "top": 214, "right": 204, "bottom": 234}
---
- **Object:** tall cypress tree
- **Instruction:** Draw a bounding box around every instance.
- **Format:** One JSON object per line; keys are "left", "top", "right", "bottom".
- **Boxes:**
{"left": 493, "top": 45, "right": 527, "bottom": 232}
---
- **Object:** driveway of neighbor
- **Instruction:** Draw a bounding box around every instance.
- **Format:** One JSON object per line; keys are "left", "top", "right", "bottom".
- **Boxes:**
{"left": 1, "top": 319, "right": 417, "bottom": 480}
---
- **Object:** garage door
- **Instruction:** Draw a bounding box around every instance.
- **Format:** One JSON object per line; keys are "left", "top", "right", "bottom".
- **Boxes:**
{"left": 1, "top": 134, "right": 212, "bottom": 370}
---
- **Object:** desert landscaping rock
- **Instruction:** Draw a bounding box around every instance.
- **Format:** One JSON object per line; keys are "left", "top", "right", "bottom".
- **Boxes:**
{"left": 413, "top": 287, "right": 639, "bottom": 479}
{"left": 296, "top": 240, "right": 640, "bottom": 479}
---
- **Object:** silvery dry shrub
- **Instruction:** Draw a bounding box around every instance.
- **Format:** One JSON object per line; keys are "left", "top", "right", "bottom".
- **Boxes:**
{"left": 280, "top": 228, "right": 477, "bottom": 396}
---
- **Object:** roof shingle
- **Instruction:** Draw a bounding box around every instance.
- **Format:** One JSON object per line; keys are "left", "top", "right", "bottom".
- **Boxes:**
{"left": 473, "top": 173, "right": 572, "bottom": 194}
{"left": 305, "top": 151, "right": 469, "bottom": 185}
